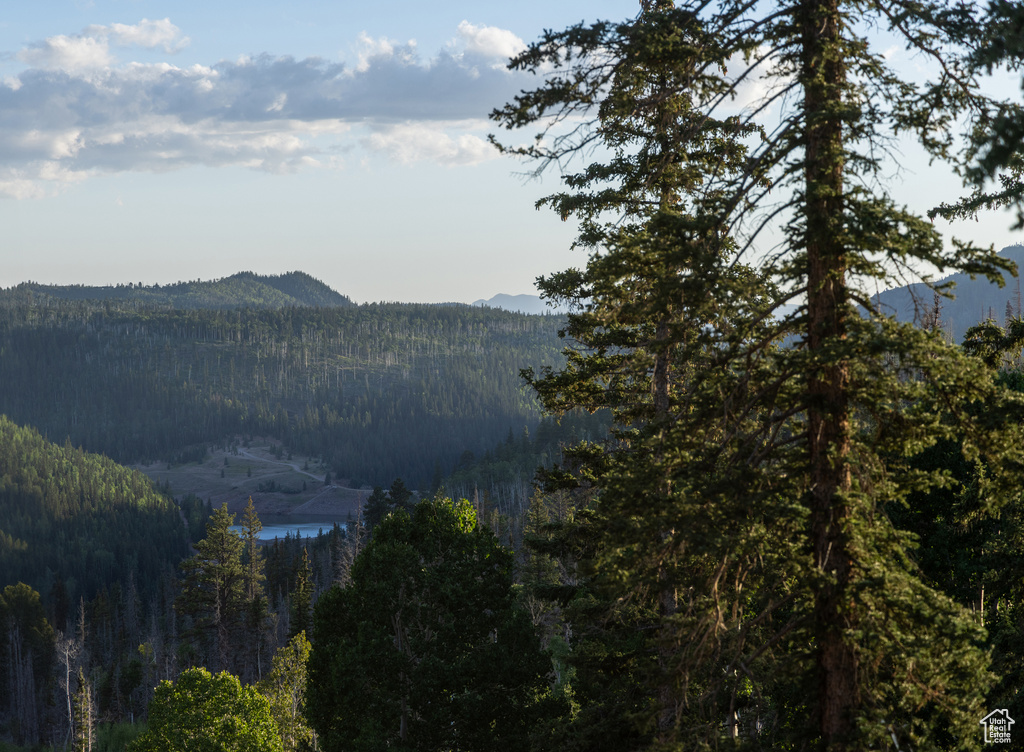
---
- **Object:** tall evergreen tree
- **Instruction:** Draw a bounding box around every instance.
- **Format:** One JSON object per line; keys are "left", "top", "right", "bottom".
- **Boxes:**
{"left": 307, "top": 499, "right": 552, "bottom": 752}
{"left": 388, "top": 478, "right": 415, "bottom": 514}
{"left": 494, "top": 2, "right": 1024, "bottom": 749}
{"left": 288, "top": 548, "right": 313, "bottom": 641}
{"left": 177, "top": 504, "right": 245, "bottom": 672}
{"left": 362, "top": 486, "right": 390, "bottom": 531}
{"left": 0, "top": 583, "right": 55, "bottom": 747}
{"left": 240, "top": 497, "right": 271, "bottom": 682}
{"left": 363, "top": 479, "right": 417, "bottom": 532}
{"left": 72, "top": 667, "right": 94, "bottom": 752}
{"left": 240, "top": 497, "right": 266, "bottom": 604}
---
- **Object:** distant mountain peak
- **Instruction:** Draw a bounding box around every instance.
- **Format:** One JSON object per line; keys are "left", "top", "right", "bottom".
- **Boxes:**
{"left": 471, "top": 293, "right": 566, "bottom": 315}
{"left": 872, "top": 243, "right": 1024, "bottom": 342}
{"left": 2, "top": 271, "right": 353, "bottom": 309}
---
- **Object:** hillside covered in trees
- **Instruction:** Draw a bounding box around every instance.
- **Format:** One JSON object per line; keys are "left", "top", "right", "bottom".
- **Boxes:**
{"left": 0, "top": 416, "right": 189, "bottom": 610}
{"left": 0, "top": 271, "right": 353, "bottom": 310}
{"left": 0, "top": 422, "right": 342, "bottom": 748}
{"left": 6, "top": 1, "right": 1024, "bottom": 751}
{"left": 0, "top": 297, "right": 564, "bottom": 488}
{"left": 0, "top": 418, "right": 192, "bottom": 748}
{"left": 874, "top": 243, "right": 1024, "bottom": 341}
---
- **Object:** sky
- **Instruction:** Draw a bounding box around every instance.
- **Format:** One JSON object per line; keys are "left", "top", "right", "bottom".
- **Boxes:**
{"left": 1, "top": 1, "right": 1021, "bottom": 304}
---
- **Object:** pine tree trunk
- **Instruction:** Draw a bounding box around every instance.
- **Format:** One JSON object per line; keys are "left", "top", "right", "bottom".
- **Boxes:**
{"left": 218, "top": 612, "right": 231, "bottom": 673}
{"left": 801, "top": 0, "right": 858, "bottom": 747}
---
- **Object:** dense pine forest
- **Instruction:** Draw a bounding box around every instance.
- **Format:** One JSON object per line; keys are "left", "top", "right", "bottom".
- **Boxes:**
{"left": 0, "top": 420, "right": 189, "bottom": 747}
{"left": 5, "top": 2, "right": 1024, "bottom": 751}
{"left": 0, "top": 297, "right": 564, "bottom": 488}
{"left": 0, "top": 281, "right": 587, "bottom": 750}
{"left": 0, "top": 417, "right": 188, "bottom": 608}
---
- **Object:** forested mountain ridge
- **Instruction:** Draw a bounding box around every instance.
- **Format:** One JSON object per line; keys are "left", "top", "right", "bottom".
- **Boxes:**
{"left": 0, "top": 417, "right": 333, "bottom": 746}
{"left": 0, "top": 271, "right": 353, "bottom": 309}
{"left": 0, "top": 299, "right": 565, "bottom": 487}
{"left": 874, "top": 243, "right": 1024, "bottom": 342}
{"left": 5, "top": 1, "right": 1024, "bottom": 749}
{"left": 0, "top": 415, "right": 188, "bottom": 611}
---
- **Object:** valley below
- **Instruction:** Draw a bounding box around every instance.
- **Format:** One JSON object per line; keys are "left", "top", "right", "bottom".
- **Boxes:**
{"left": 132, "top": 436, "right": 367, "bottom": 523}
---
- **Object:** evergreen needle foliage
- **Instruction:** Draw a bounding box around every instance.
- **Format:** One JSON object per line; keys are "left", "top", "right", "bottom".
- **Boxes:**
{"left": 307, "top": 498, "right": 552, "bottom": 752}
{"left": 0, "top": 302, "right": 563, "bottom": 487}
{"left": 176, "top": 504, "right": 246, "bottom": 673}
{"left": 492, "top": 1, "right": 1024, "bottom": 750}
{"left": 0, "top": 415, "right": 188, "bottom": 606}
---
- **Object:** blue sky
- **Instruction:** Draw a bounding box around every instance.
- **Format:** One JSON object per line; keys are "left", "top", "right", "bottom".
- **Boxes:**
{"left": 0, "top": 1, "right": 1020, "bottom": 303}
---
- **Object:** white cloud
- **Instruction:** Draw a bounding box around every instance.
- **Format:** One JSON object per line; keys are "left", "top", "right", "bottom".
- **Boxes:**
{"left": 18, "top": 34, "right": 113, "bottom": 71}
{"left": 456, "top": 21, "right": 526, "bottom": 62}
{"left": 105, "top": 19, "right": 189, "bottom": 52}
{"left": 355, "top": 32, "right": 400, "bottom": 73}
{"left": 0, "top": 161, "right": 89, "bottom": 199}
{"left": 1, "top": 19, "right": 529, "bottom": 197}
{"left": 363, "top": 123, "right": 497, "bottom": 166}
{"left": 16, "top": 19, "right": 188, "bottom": 74}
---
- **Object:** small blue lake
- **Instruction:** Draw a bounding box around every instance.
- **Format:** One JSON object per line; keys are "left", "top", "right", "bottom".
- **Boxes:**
{"left": 231, "top": 514, "right": 346, "bottom": 542}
